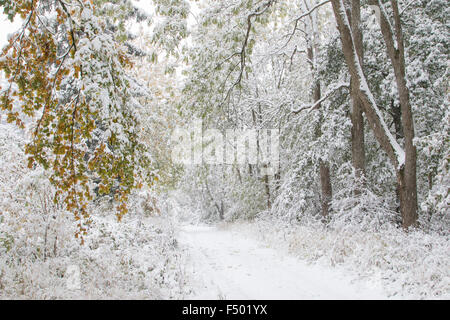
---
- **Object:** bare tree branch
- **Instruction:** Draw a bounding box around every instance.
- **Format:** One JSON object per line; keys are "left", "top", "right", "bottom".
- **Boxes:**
{"left": 291, "top": 81, "right": 349, "bottom": 114}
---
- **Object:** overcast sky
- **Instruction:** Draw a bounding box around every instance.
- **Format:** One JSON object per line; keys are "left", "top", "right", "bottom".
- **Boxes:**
{"left": 0, "top": 15, "right": 22, "bottom": 48}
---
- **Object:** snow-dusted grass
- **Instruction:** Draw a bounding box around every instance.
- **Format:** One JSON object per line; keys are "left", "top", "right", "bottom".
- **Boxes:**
{"left": 0, "top": 122, "right": 190, "bottom": 299}
{"left": 225, "top": 218, "right": 449, "bottom": 299}
{"left": 0, "top": 210, "right": 189, "bottom": 299}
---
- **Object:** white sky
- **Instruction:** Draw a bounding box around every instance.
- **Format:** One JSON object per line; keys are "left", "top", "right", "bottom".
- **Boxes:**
{"left": 0, "top": 15, "right": 22, "bottom": 48}
{"left": 131, "top": 0, "right": 153, "bottom": 13}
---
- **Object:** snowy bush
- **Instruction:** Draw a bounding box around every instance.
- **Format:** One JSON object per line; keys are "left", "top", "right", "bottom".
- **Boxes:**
{"left": 330, "top": 164, "right": 398, "bottom": 232}
{"left": 0, "top": 123, "right": 188, "bottom": 299}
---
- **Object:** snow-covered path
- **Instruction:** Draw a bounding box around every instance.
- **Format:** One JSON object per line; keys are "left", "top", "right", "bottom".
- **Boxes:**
{"left": 179, "top": 225, "right": 387, "bottom": 300}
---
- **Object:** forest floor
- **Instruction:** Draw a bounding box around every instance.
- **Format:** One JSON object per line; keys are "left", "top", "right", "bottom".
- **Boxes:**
{"left": 178, "top": 224, "right": 388, "bottom": 299}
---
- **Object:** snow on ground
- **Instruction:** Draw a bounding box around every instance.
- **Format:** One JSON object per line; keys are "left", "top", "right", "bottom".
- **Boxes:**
{"left": 178, "top": 224, "right": 388, "bottom": 299}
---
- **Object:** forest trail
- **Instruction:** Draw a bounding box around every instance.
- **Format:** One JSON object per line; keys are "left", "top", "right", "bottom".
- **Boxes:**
{"left": 178, "top": 225, "right": 388, "bottom": 300}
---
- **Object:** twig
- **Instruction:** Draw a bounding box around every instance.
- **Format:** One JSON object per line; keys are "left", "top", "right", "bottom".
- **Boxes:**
{"left": 291, "top": 82, "right": 349, "bottom": 114}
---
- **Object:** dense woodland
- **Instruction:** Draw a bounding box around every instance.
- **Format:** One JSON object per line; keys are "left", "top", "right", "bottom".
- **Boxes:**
{"left": 0, "top": 0, "right": 448, "bottom": 299}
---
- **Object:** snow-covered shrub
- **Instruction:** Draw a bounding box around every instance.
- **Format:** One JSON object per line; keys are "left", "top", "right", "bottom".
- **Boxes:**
{"left": 330, "top": 163, "right": 398, "bottom": 232}
{"left": 0, "top": 213, "right": 188, "bottom": 299}
{"left": 0, "top": 122, "right": 188, "bottom": 299}
{"left": 225, "top": 173, "right": 267, "bottom": 221}
{"left": 418, "top": 109, "right": 450, "bottom": 236}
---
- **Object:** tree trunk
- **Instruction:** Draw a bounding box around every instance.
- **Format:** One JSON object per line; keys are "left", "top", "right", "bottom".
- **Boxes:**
{"left": 331, "top": 0, "right": 418, "bottom": 228}
{"left": 350, "top": 0, "right": 366, "bottom": 182}
{"left": 392, "top": 0, "right": 418, "bottom": 228}
{"left": 369, "top": 0, "right": 418, "bottom": 228}
{"left": 391, "top": 99, "right": 403, "bottom": 140}
{"left": 252, "top": 104, "right": 272, "bottom": 210}
{"left": 320, "top": 160, "right": 332, "bottom": 221}
{"left": 308, "top": 33, "right": 332, "bottom": 220}
{"left": 391, "top": 99, "right": 402, "bottom": 214}
{"left": 263, "top": 169, "right": 271, "bottom": 210}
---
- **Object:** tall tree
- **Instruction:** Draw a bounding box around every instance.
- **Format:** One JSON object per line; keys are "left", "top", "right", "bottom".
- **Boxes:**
{"left": 305, "top": 0, "right": 333, "bottom": 220}
{"left": 330, "top": 0, "right": 418, "bottom": 228}
{"left": 349, "top": 0, "right": 365, "bottom": 181}
{"left": 0, "top": 0, "right": 153, "bottom": 240}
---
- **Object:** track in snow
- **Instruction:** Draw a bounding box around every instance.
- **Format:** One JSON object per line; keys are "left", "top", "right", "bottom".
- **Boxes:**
{"left": 179, "top": 225, "right": 386, "bottom": 300}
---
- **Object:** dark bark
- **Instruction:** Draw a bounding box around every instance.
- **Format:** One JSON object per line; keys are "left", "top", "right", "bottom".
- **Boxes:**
{"left": 263, "top": 170, "right": 271, "bottom": 210}
{"left": 391, "top": 99, "right": 404, "bottom": 140}
{"left": 369, "top": 0, "right": 418, "bottom": 228}
{"left": 331, "top": 0, "right": 400, "bottom": 167}
{"left": 331, "top": 0, "right": 418, "bottom": 228}
{"left": 391, "top": 100, "right": 403, "bottom": 214}
{"left": 314, "top": 82, "right": 332, "bottom": 219}
{"left": 320, "top": 160, "right": 332, "bottom": 220}
{"left": 350, "top": 0, "right": 366, "bottom": 181}
{"left": 308, "top": 33, "right": 332, "bottom": 220}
